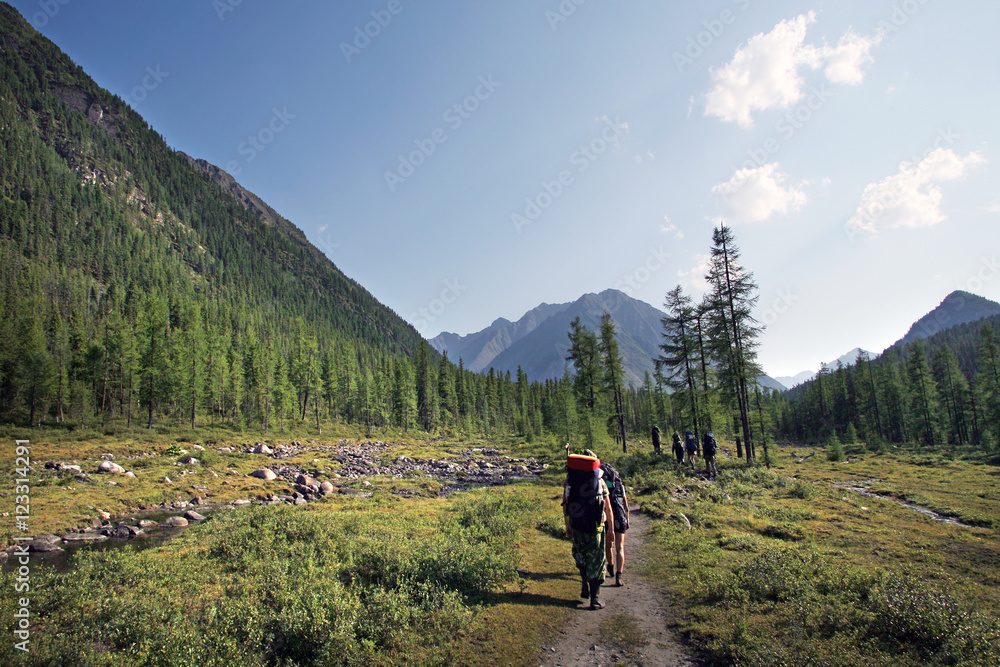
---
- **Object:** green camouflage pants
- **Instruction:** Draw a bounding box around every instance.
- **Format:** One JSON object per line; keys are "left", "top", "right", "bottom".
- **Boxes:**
{"left": 571, "top": 529, "right": 607, "bottom": 582}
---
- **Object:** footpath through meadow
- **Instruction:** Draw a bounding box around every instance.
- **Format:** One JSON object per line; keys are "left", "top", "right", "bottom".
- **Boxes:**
{"left": 539, "top": 508, "right": 702, "bottom": 667}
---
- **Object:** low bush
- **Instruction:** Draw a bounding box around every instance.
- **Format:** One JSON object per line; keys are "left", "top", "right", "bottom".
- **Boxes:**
{"left": 1, "top": 490, "right": 536, "bottom": 665}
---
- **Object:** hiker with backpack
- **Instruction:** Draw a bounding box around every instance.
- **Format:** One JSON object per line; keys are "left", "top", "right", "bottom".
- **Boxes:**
{"left": 672, "top": 431, "right": 684, "bottom": 464}
{"left": 651, "top": 425, "right": 661, "bottom": 455}
{"left": 563, "top": 452, "right": 616, "bottom": 610}
{"left": 684, "top": 430, "right": 698, "bottom": 468}
{"left": 702, "top": 431, "right": 718, "bottom": 477}
{"left": 600, "top": 460, "right": 630, "bottom": 587}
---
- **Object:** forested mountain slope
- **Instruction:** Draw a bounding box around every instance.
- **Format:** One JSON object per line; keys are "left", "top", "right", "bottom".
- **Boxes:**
{"left": 0, "top": 2, "right": 437, "bottom": 427}
{"left": 0, "top": 3, "right": 422, "bottom": 355}
{"left": 779, "top": 293, "right": 1000, "bottom": 449}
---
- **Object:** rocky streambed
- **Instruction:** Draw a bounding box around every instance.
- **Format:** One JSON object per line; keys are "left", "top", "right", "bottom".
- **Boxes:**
{"left": 3, "top": 440, "right": 550, "bottom": 568}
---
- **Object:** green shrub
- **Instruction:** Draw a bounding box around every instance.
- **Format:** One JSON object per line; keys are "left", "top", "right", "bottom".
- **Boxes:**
{"left": 788, "top": 479, "right": 817, "bottom": 500}
{"left": 537, "top": 514, "right": 569, "bottom": 540}
{"left": 723, "top": 547, "right": 817, "bottom": 603}
{"left": 718, "top": 533, "right": 763, "bottom": 552}
{"left": 760, "top": 521, "right": 806, "bottom": 542}
{"left": 827, "top": 435, "right": 846, "bottom": 462}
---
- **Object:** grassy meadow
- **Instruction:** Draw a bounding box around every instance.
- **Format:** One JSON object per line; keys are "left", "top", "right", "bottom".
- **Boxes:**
{"left": 0, "top": 425, "right": 998, "bottom": 665}
{"left": 624, "top": 442, "right": 1000, "bottom": 666}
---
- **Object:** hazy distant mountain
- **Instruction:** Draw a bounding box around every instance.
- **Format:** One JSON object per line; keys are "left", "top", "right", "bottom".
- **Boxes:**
{"left": 774, "top": 347, "right": 870, "bottom": 388}
{"left": 889, "top": 290, "right": 1000, "bottom": 350}
{"left": 773, "top": 370, "right": 815, "bottom": 389}
{"left": 435, "top": 289, "right": 786, "bottom": 389}
{"left": 430, "top": 301, "right": 571, "bottom": 372}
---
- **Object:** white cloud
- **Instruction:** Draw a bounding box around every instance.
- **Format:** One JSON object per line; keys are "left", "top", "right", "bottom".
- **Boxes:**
{"left": 678, "top": 254, "right": 711, "bottom": 294}
{"left": 981, "top": 195, "right": 1000, "bottom": 215}
{"left": 848, "top": 148, "right": 987, "bottom": 233}
{"left": 713, "top": 163, "right": 808, "bottom": 223}
{"left": 661, "top": 218, "right": 684, "bottom": 239}
{"left": 822, "top": 28, "right": 882, "bottom": 85}
{"left": 705, "top": 12, "right": 882, "bottom": 127}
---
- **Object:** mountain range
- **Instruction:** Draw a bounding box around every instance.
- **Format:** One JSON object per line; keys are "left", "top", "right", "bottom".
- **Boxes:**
{"left": 889, "top": 290, "right": 1000, "bottom": 350}
{"left": 434, "top": 289, "right": 1000, "bottom": 393}
{"left": 431, "top": 289, "right": 788, "bottom": 390}
{"left": 773, "top": 348, "right": 870, "bottom": 389}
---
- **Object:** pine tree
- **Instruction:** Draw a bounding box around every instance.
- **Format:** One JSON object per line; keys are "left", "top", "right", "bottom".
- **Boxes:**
{"left": 975, "top": 326, "right": 1000, "bottom": 447}
{"left": 906, "top": 341, "right": 941, "bottom": 448}
{"left": 566, "top": 317, "right": 600, "bottom": 414}
{"left": 137, "top": 294, "right": 169, "bottom": 428}
{"left": 657, "top": 286, "right": 701, "bottom": 439}
{"left": 177, "top": 303, "right": 206, "bottom": 429}
{"left": 598, "top": 311, "right": 628, "bottom": 452}
{"left": 704, "top": 224, "right": 763, "bottom": 458}
{"left": 932, "top": 344, "right": 971, "bottom": 447}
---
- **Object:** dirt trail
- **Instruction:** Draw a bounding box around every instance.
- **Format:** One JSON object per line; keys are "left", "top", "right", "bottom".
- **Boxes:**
{"left": 539, "top": 508, "right": 701, "bottom": 667}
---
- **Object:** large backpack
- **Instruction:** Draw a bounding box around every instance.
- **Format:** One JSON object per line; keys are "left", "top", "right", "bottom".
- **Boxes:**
{"left": 565, "top": 456, "right": 606, "bottom": 533}
{"left": 600, "top": 462, "right": 628, "bottom": 524}
{"left": 703, "top": 432, "right": 717, "bottom": 456}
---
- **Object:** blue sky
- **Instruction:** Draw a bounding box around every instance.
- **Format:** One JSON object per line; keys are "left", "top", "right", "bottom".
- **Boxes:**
{"left": 11, "top": 0, "right": 999, "bottom": 378}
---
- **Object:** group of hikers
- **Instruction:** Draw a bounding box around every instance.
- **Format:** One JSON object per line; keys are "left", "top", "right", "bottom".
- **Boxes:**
{"left": 652, "top": 425, "right": 718, "bottom": 477}
{"left": 561, "top": 426, "right": 720, "bottom": 610}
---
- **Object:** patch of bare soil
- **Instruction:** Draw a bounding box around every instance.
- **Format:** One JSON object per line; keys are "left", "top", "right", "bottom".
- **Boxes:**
{"left": 539, "top": 509, "right": 703, "bottom": 667}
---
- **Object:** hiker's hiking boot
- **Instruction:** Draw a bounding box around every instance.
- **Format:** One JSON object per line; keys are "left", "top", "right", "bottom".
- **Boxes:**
{"left": 615, "top": 572, "right": 622, "bottom": 587}
{"left": 607, "top": 561, "right": 614, "bottom": 577}
{"left": 589, "top": 580, "right": 604, "bottom": 610}
{"left": 579, "top": 568, "right": 590, "bottom": 598}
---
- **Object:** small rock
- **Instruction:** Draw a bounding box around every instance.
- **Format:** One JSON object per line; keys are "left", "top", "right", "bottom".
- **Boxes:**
{"left": 138, "top": 520, "right": 157, "bottom": 528}
{"left": 124, "top": 471, "right": 136, "bottom": 478}
{"left": 231, "top": 499, "right": 251, "bottom": 506}
{"left": 178, "top": 457, "right": 200, "bottom": 465}
{"left": 249, "top": 468, "right": 277, "bottom": 481}
{"left": 28, "top": 538, "right": 63, "bottom": 553}
{"left": 184, "top": 511, "right": 206, "bottom": 521}
{"left": 163, "top": 476, "right": 172, "bottom": 484}
{"left": 191, "top": 444, "right": 205, "bottom": 451}
{"left": 161, "top": 516, "right": 189, "bottom": 528}
{"left": 319, "top": 481, "right": 335, "bottom": 495}
{"left": 295, "top": 474, "right": 319, "bottom": 487}
{"left": 252, "top": 444, "right": 273, "bottom": 455}
{"left": 97, "top": 461, "right": 126, "bottom": 474}
{"left": 62, "top": 533, "right": 109, "bottom": 543}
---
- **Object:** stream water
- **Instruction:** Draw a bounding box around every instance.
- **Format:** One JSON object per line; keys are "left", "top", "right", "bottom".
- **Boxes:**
{"left": 832, "top": 479, "right": 971, "bottom": 527}
{"left": 2, "top": 508, "right": 215, "bottom": 574}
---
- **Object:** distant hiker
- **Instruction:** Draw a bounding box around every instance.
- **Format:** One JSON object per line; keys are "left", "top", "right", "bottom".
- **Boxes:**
{"left": 563, "top": 452, "right": 616, "bottom": 610}
{"left": 600, "top": 460, "right": 630, "bottom": 587}
{"left": 651, "top": 426, "right": 661, "bottom": 455}
{"left": 684, "top": 430, "right": 698, "bottom": 468}
{"left": 702, "top": 432, "right": 718, "bottom": 477}
{"left": 672, "top": 431, "right": 684, "bottom": 464}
